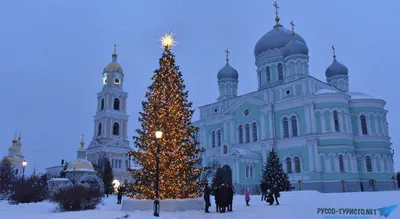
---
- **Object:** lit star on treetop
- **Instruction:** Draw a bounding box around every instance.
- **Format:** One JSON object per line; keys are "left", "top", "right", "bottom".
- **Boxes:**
{"left": 160, "top": 33, "right": 177, "bottom": 48}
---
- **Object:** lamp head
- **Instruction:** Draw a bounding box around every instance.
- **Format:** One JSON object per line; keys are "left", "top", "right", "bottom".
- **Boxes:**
{"left": 155, "top": 131, "right": 163, "bottom": 139}
{"left": 22, "top": 160, "right": 27, "bottom": 167}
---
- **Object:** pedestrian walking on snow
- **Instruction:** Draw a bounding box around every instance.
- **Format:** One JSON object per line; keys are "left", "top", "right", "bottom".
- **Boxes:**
{"left": 245, "top": 188, "right": 250, "bottom": 206}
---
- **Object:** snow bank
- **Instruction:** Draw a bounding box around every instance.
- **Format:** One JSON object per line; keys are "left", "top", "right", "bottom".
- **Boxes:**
{"left": 121, "top": 198, "right": 204, "bottom": 212}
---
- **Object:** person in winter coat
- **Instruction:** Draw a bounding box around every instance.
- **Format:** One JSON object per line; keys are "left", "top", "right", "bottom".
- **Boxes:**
{"left": 117, "top": 186, "right": 123, "bottom": 204}
{"left": 227, "top": 184, "right": 233, "bottom": 211}
{"left": 245, "top": 188, "right": 250, "bottom": 206}
{"left": 266, "top": 189, "right": 274, "bottom": 205}
{"left": 219, "top": 183, "right": 229, "bottom": 213}
{"left": 214, "top": 185, "right": 220, "bottom": 212}
{"left": 203, "top": 183, "right": 211, "bottom": 213}
{"left": 272, "top": 186, "right": 280, "bottom": 205}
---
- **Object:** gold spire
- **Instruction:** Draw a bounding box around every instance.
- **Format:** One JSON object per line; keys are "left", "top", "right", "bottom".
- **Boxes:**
{"left": 332, "top": 45, "right": 336, "bottom": 59}
{"left": 290, "top": 21, "right": 295, "bottom": 35}
{"left": 225, "top": 48, "right": 230, "bottom": 63}
{"left": 18, "top": 130, "right": 21, "bottom": 141}
{"left": 80, "top": 134, "right": 84, "bottom": 148}
{"left": 113, "top": 44, "right": 117, "bottom": 55}
{"left": 273, "top": 1, "right": 280, "bottom": 25}
{"left": 12, "top": 131, "right": 17, "bottom": 143}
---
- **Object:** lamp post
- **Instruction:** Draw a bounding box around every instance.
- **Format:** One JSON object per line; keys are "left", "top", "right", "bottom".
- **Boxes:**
{"left": 21, "top": 160, "right": 27, "bottom": 187}
{"left": 153, "top": 130, "right": 163, "bottom": 217}
{"left": 391, "top": 176, "right": 396, "bottom": 190}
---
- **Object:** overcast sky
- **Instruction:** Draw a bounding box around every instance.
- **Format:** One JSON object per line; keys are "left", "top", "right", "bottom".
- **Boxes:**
{"left": 1, "top": 0, "right": 399, "bottom": 174}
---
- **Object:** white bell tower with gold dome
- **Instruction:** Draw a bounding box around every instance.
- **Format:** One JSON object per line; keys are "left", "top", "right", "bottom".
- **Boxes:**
{"left": 86, "top": 45, "right": 132, "bottom": 184}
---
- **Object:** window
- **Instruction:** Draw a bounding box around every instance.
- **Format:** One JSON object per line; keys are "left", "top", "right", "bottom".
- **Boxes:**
{"left": 245, "top": 124, "right": 250, "bottom": 143}
{"left": 291, "top": 116, "right": 298, "bottom": 137}
{"left": 15, "top": 169, "right": 18, "bottom": 175}
{"left": 283, "top": 117, "right": 289, "bottom": 138}
{"left": 286, "top": 157, "right": 292, "bottom": 173}
{"left": 250, "top": 165, "right": 254, "bottom": 178}
{"left": 97, "top": 123, "right": 102, "bottom": 136}
{"left": 339, "top": 155, "right": 345, "bottom": 172}
{"left": 294, "top": 157, "right": 301, "bottom": 173}
{"left": 360, "top": 115, "right": 368, "bottom": 135}
{"left": 217, "top": 130, "right": 222, "bottom": 147}
{"left": 333, "top": 111, "right": 340, "bottom": 132}
{"left": 252, "top": 122, "right": 258, "bottom": 141}
{"left": 246, "top": 165, "right": 249, "bottom": 177}
{"left": 266, "top": 67, "right": 271, "bottom": 82}
{"left": 278, "top": 63, "right": 284, "bottom": 80}
{"left": 113, "top": 98, "right": 120, "bottom": 110}
{"left": 211, "top": 131, "right": 216, "bottom": 148}
{"left": 365, "top": 156, "right": 372, "bottom": 172}
{"left": 223, "top": 145, "right": 227, "bottom": 154}
{"left": 113, "top": 122, "right": 120, "bottom": 135}
{"left": 111, "top": 159, "right": 114, "bottom": 168}
{"left": 101, "top": 99, "right": 104, "bottom": 111}
{"left": 238, "top": 125, "right": 243, "bottom": 143}
{"left": 125, "top": 159, "right": 128, "bottom": 168}
{"left": 119, "top": 159, "right": 121, "bottom": 168}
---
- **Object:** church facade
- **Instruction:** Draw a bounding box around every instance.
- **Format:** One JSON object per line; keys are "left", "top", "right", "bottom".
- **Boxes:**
{"left": 86, "top": 46, "right": 133, "bottom": 185}
{"left": 6, "top": 133, "right": 26, "bottom": 177}
{"left": 193, "top": 6, "right": 395, "bottom": 193}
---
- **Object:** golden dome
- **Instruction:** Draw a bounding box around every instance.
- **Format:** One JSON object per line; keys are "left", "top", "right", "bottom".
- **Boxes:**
{"left": 66, "top": 159, "right": 95, "bottom": 172}
{"left": 9, "top": 145, "right": 17, "bottom": 150}
{"left": 6, "top": 156, "right": 21, "bottom": 164}
{"left": 12, "top": 138, "right": 17, "bottom": 143}
{"left": 105, "top": 62, "right": 123, "bottom": 73}
{"left": 17, "top": 151, "right": 24, "bottom": 157}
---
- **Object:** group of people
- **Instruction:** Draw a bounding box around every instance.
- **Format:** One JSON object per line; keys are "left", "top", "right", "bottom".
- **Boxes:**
{"left": 203, "top": 183, "right": 281, "bottom": 213}
{"left": 203, "top": 182, "right": 234, "bottom": 213}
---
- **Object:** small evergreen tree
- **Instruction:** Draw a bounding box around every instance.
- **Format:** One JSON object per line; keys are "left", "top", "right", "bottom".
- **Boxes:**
{"left": 260, "top": 149, "right": 291, "bottom": 193}
{"left": 396, "top": 171, "right": 400, "bottom": 189}
{"left": 93, "top": 153, "right": 107, "bottom": 180}
{"left": 103, "top": 159, "right": 114, "bottom": 196}
{"left": 0, "top": 157, "right": 15, "bottom": 200}
{"left": 211, "top": 167, "right": 224, "bottom": 192}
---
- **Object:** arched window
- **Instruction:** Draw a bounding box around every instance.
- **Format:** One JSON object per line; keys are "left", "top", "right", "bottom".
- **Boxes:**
{"left": 118, "top": 159, "right": 121, "bottom": 168}
{"left": 15, "top": 169, "right": 18, "bottom": 175}
{"left": 211, "top": 131, "right": 216, "bottom": 148}
{"left": 283, "top": 117, "right": 289, "bottom": 138}
{"left": 245, "top": 164, "right": 249, "bottom": 177}
{"left": 101, "top": 99, "right": 105, "bottom": 111}
{"left": 125, "top": 159, "right": 128, "bottom": 168}
{"left": 97, "top": 123, "right": 102, "bottom": 136}
{"left": 111, "top": 159, "right": 114, "bottom": 168}
{"left": 238, "top": 125, "right": 243, "bottom": 144}
{"left": 250, "top": 165, "right": 254, "bottom": 178}
{"left": 278, "top": 63, "right": 284, "bottom": 80}
{"left": 266, "top": 67, "right": 271, "bottom": 82}
{"left": 365, "top": 156, "right": 372, "bottom": 172}
{"left": 223, "top": 145, "right": 227, "bottom": 154}
{"left": 252, "top": 122, "right": 258, "bottom": 141}
{"left": 245, "top": 124, "right": 250, "bottom": 143}
{"left": 217, "top": 130, "right": 222, "bottom": 147}
{"left": 294, "top": 157, "right": 301, "bottom": 173}
{"left": 285, "top": 157, "right": 292, "bottom": 173}
{"left": 291, "top": 116, "right": 298, "bottom": 137}
{"left": 333, "top": 111, "right": 340, "bottom": 132}
{"left": 360, "top": 115, "right": 368, "bottom": 135}
{"left": 113, "top": 98, "right": 120, "bottom": 111}
{"left": 338, "top": 155, "right": 345, "bottom": 172}
{"left": 113, "top": 122, "right": 120, "bottom": 135}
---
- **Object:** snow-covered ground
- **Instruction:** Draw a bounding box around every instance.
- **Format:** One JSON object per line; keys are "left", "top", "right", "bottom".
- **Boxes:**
{"left": 1, "top": 191, "right": 399, "bottom": 219}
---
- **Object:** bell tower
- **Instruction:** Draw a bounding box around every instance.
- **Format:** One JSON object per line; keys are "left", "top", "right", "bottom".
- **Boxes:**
{"left": 86, "top": 45, "right": 132, "bottom": 184}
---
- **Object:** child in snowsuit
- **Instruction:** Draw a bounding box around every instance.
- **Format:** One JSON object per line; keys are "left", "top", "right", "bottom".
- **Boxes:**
{"left": 245, "top": 188, "right": 250, "bottom": 206}
{"left": 266, "top": 189, "right": 274, "bottom": 205}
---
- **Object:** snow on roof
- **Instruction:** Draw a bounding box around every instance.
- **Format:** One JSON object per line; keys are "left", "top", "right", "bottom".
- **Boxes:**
{"left": 48, "top": 178, "right": 70, "bottom": 181}
{"left": 346, "top": 92, "right": 375, "bottom": 100}
{"left": 314, "top": 89, "right": 338, "bottom": 95}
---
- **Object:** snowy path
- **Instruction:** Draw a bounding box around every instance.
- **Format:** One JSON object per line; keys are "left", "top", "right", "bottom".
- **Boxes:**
{"left": 1, "top": 191, "right": 399, "bottom": 219}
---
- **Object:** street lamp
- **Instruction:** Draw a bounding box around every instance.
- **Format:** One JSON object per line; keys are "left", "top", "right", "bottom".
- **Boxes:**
{"left": 153, "top": 130, "right": 163, "bottom": 217}
{"left": 21, "top": 160, "right": 27, "bottom": 187}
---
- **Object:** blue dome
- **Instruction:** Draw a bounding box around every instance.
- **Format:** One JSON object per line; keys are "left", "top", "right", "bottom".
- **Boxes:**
{"left": 217, "top": 62, "right": 239, "bottom": 80}
{"left": 325, "top": 59, "right": 349, "bottom": 78}
{"left": 254, "top": 25, "right": 306, "bottom": 57}
{"left": 282, "top": 38, "right": 309, "bottom": 57}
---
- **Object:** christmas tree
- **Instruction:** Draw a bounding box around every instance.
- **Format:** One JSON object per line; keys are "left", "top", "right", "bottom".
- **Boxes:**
{"left": 260, "top": 149, "right": 291, "bottom": 193}
{"left": 211, "top": 167, "right": 224, "bottom": 190}
{"left": 128, "top": 34, "right": 206, "bottom": 199}
{"left": 103, "top": 159, "right": 114, "bottom": 196}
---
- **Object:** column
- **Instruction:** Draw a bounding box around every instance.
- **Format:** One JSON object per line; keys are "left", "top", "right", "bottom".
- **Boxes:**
{"left": 235, "top": 159, "right": 240, "bottom": 183}
{"left": 232, "top": 158, "right": 236, "bottom": 183}
{"left": 321, "top": 112, "right": 326, "bottom": 133}
{"left": 344, "top": 156, "right": 349, "bottom": 172}
{"left": 224, "top": 122, "right": 228, "bottom": 143}
{"left": 230, "top": 121, "right": 235, "bottom": 143}
{"left": 310, "top": 104, "right": 316, "bottom": 133}
{"left": 314, "top": 143, "right": 321, "bottom": 172}
{"left": 374, "top": 116, "right": 380, "bottom": 136}
{"left": 325, "top": 156, "right": 331, "bottom": 172}
{"left": 339, "top": 111, "right": 344, "bottom": 132}
{"left": 305, "top": 104, "right": 311, "bottom": 134}
{"left": 202, "top": 127, "right": 208, "bottom": 148}
{"left": 335, "top": 156, "right": 340, "bottom": 172}
{"left": 261, "top": 114, "right": 266, "bottom": 140}
{"left": 308, "top": 144, "right": 315, "bottom": 171}
{"left": 330, "top": 110, "right": 335, "bottom": 132}
{"left": 269, "top": 112, "right": 273, "bottom": 139}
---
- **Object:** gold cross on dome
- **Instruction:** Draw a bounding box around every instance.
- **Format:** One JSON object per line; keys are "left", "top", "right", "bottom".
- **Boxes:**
{"left": 113, "top": 44, "right": 117, "bottom": 54}
{"left": 273, "top": 2, "right": 280, "bottom": 24}
{"left": 290, "top": 21, "right": 295, "bottom": 35}
{"left": 332, "top": 45, "right": 336, "bottom": 59}
{"left": 225, "top": 48, "right": 230, "bottom": 62}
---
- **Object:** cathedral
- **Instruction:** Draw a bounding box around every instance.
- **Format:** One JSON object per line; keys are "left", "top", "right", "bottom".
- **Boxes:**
{"left": 5, "top": 132, "right": 26, "bottom": 177}
{"left": 193, "top": 4, "right": 395, "bottom": 193}
{"left": 86, "top": 46, "right": 133, "bottom": 185}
